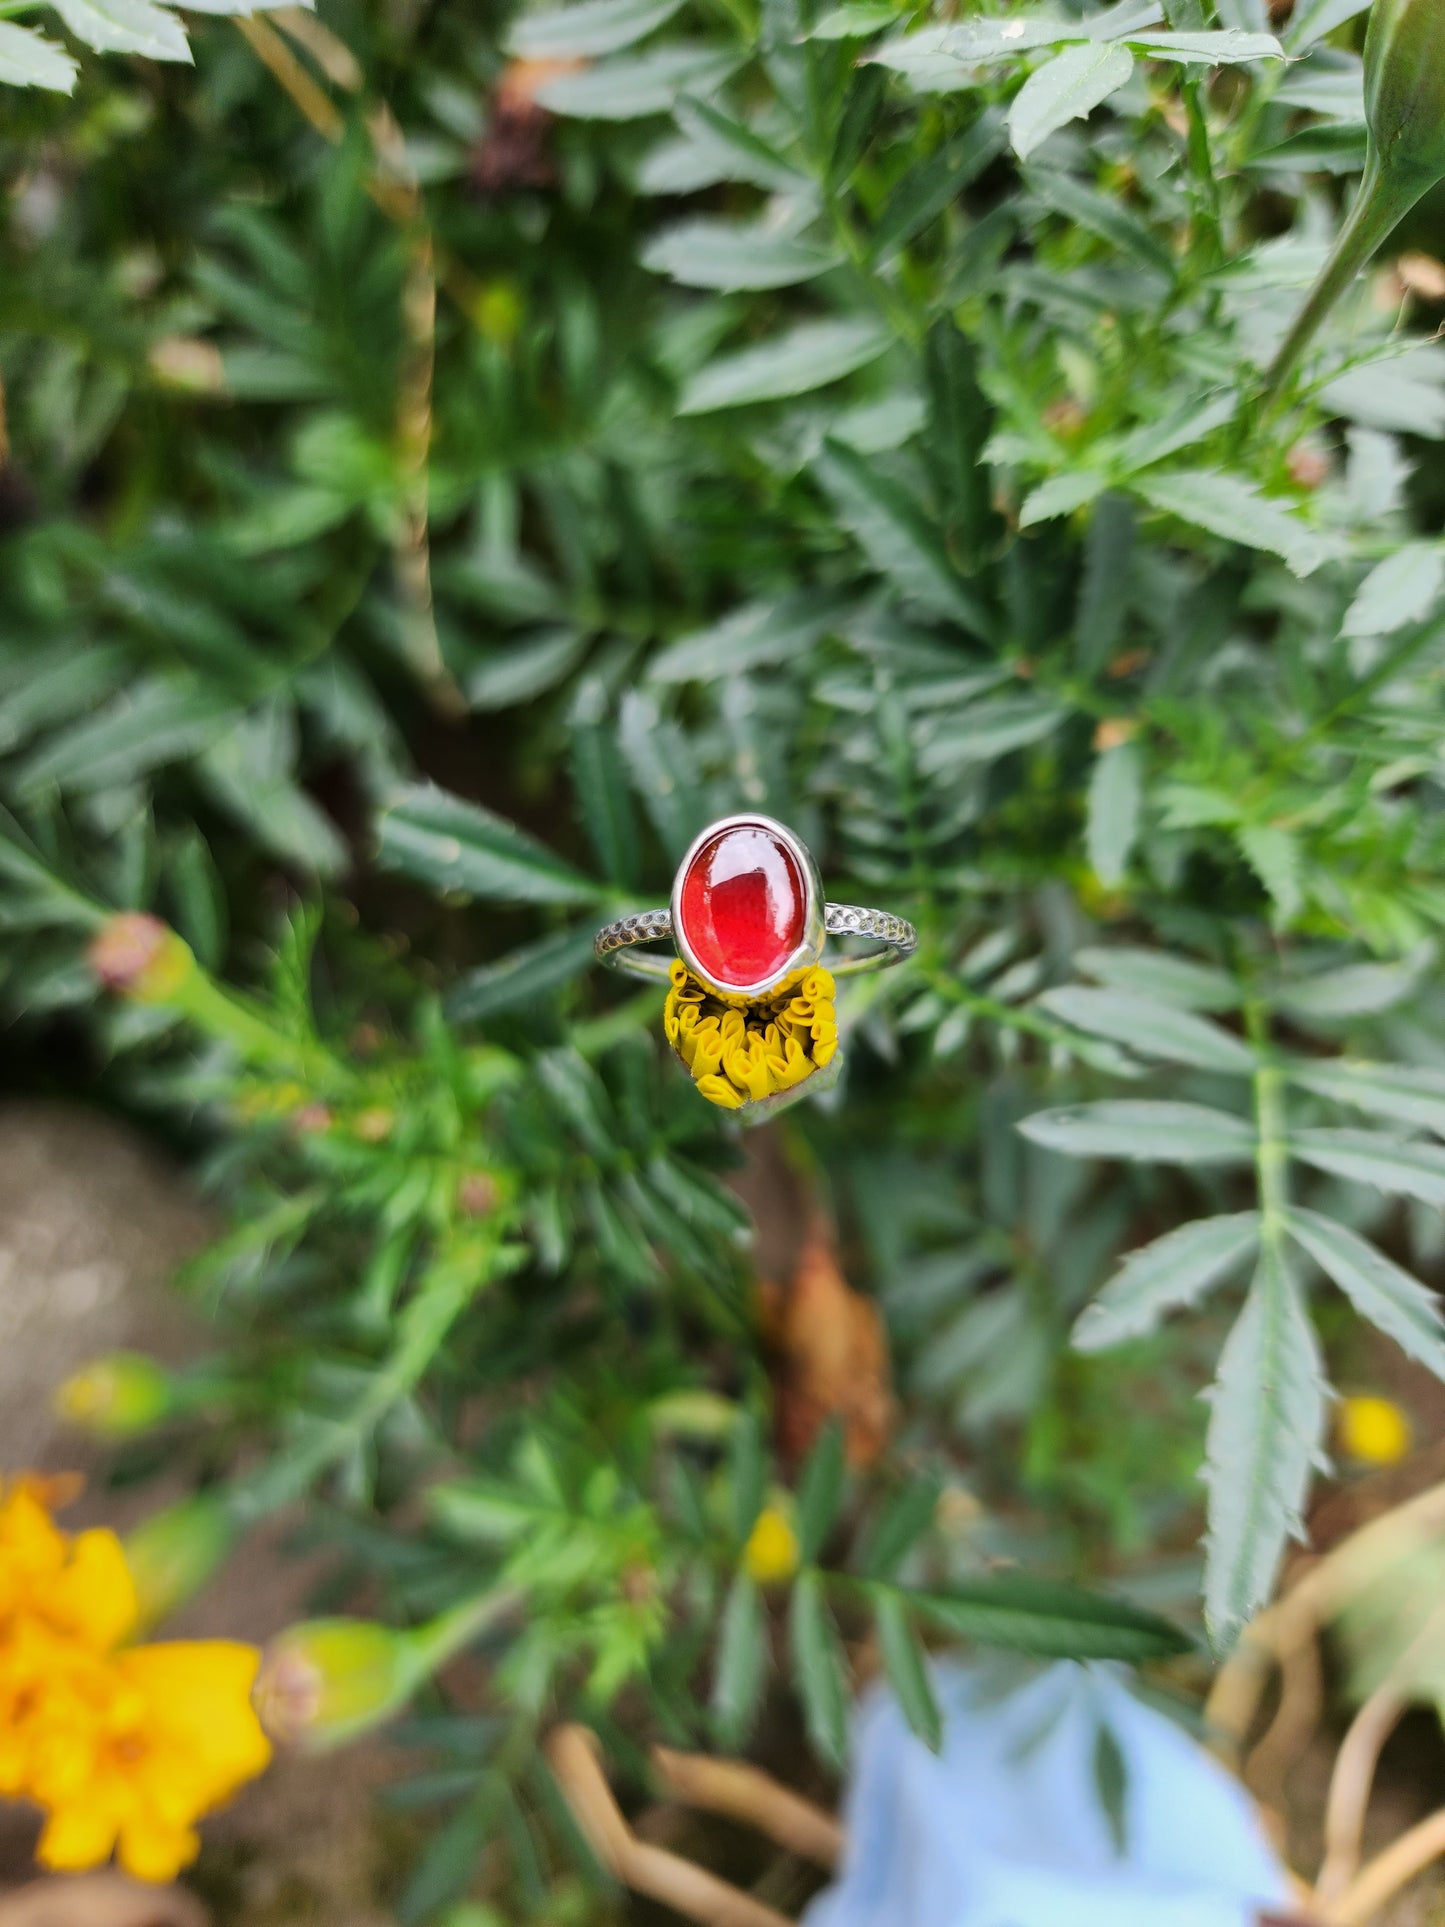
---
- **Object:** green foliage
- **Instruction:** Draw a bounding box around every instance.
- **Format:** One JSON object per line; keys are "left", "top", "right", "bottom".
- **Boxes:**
{"left": 4, "top": 0, "right": 1445, "bottom": 1908}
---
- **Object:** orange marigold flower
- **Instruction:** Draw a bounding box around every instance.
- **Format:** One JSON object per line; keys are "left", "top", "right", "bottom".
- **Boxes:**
{"left": 0, "top": 1478, "right": 271, "bottom": 1883}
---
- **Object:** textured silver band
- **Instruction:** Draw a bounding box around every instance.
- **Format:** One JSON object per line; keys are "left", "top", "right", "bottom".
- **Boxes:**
{"left": 594, "top": 902, "right": 918, "bottom": 983}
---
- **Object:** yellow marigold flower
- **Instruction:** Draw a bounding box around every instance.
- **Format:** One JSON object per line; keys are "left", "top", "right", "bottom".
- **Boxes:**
{"left": 0, "top": 1479, "right": 270, "bottom": 1884}
{"left": 665, "top": 964, "right": 842, "bottom": 1111}
{"left": 742, "top": 1507, "right": 800, "bottom": 1585}
{"left": 33, "top": 1640, "right": 271, "bottom": 1882}
{"left": 1336, "top": 1394, "right": 1412, "bottom": 1466}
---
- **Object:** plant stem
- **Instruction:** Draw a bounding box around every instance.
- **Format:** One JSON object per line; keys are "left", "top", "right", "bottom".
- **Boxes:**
{"left": 408, "top": 1582, "right": 523, "bottom": 1678}
{"left": 1258, "top": 154, "right": 1432, "bottom": 420}
{"left": 228, "top": 1246, "right": 492, "bottom": 1522}
{"left": 1247, "top": 1001, "right": 1289, "bottom": 1260}
{"left": 177, "top": 971, "right": 336, "bottom": 1087}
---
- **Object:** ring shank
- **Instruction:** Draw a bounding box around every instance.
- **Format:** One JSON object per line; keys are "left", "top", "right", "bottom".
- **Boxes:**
{"left": 594, "top": 903, "right": 916, "bottom": 983}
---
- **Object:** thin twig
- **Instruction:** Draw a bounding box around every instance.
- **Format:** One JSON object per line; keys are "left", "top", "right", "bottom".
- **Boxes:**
{"left": 234, "top": 15, "right": 343, "bottom": 141}
{"left": 272, "top": 6, "right": 362, "bottom": 89}
{"left": 547, "top": 1726, "right": 797, "bottom": 1927}
{"left": 1325, "top": 1806, "right": 1445, "bottom": 1926}
{"left": 1315, "top": 1679, "right": 1407, "bottom": 1904}
{"left": 233, "top": 16, "right": 486, "bottom": 309}
{"left": 653, "top": 1745, "right": 845, "bottom": 1869}
{"left": 1245, "top": 1626, "right": 1324, "bottom": 1804}
{"left": 1207, "top": 1479, "right": 1445, "bottom": 1762}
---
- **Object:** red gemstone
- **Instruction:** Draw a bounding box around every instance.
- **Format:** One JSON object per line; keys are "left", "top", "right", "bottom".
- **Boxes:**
{"left": 678, "top": 823, "right": 807, "bottom": 989}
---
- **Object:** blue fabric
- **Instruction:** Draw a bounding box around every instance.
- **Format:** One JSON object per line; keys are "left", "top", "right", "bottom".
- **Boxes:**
{"left": 802, "top": 1664, "right": 1291, "bottom": 1927}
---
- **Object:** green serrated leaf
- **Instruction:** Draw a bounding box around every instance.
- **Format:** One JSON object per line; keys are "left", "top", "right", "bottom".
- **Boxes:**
{"left": 1020, "top": 1101, "right": 1256, "bottom": 1164}
{"left": 790, "top": 1573, "right": 850, "bottom": 1767}
{"left": 429, "top": 1479, "right": 540, "bottom": 1542}
{"left": 815, "top": 439, "right": 997, "bottom": 638}
{"left": 712, "top": 1573, "right": 768, "bottom": 1746}
{"left": 730, "top": 1410, "right": 767, "bottom": 1542}
{"left": 535, "top": 43, "right": 741, "bottom": 119}
{"left": 1037, "top": 987, "right": 1255, "bottom": 1072}
{"left": 1284, "top": 0, "right": 1370, "bottom": 49}
{"left": 913, "top": 1574, "right": 1191, "bottom": 1659}
{"left": 1342, "top": 543, "right": 1445, "bottom": 638}
{"left": 1074, "top": 1211, "right": 1262, "bottom": 1351}
{"left": 507, "top": 0, "right": 685, "bottom": 58}
{"left": 1203, "top": 1245, "right": 1328, "bottom": 1646}
{"left": 642, "top": 218, "right": 839, "bottom": 292}
{"left": 651, "top": 591, "right": 848, "bottom": 682}
{"left": 467, "top": 628, "right": 590, "bottom": 712}
{"left": 1290, "top": 1129, "right": 1445, "bottom": 1207}
{"left": 678, "top": 317, "right": 893, "bottom": 414}
{"left": 873, "top": 1590, "right": 942, "bottom": 1748}
{"left": 807, "top": 2, "right": 896, "bottom": 37}
{"left": 1135, "top": 469, "right": 1332, "bottom": 578}
{"left": 1009, "top": 43, "right": 1134, "bottom": 160}
{"left": 1092, "top": 1717, "right": 1130, "bottom": 1857}
{"left": 869, "top": 111, "right": 1008, "bottom": 260}
{"left": 1276, "top": 949, "right": 1432, "bottom": 1020}
{"left": 51, "top": 0, "right": 190, "bottom": 58}
{"left": 1286, "top": 1206, "right": 1445, "bottom": 1381}
{"left": 446, "top": 927, "right": 596, "bottom": 1024}
{"left": 795, "top": 1419, "right": 847, "bottom": 1565}
{"left": 0, "top": 20, "right": 78, "bottom": 87}
{"left": 1128, "top": 27, "right": 1283, "bottom": 60}
{"left": 1237, "top": 823, "right": 1303, "bottom": 923}
{"left": 916, "top": 697, "right": 1064, "bottom": 772}
{"left": 1286, "top": 1060, "right": 1445, "bottom": 1139}
{"left": 376, "top": 786, "right": 603, "bottom": 906}
{"left": 860, "top": 1473, "right": 941, "bottom": 1579}
{"left": 1085, "top": 741, "right": 1142, "bottom": 888}
{"left": 671, "top": 93, "right": 809, "bottom": 191}
{"left": 1020, "top": 472, "right": 1109, "bottom": 528}
{"left": 1075, "top": 946, "right": 1239, "bottom": 1012}
{"left": 568, "top": 676, "right": 641, "bottom": 889}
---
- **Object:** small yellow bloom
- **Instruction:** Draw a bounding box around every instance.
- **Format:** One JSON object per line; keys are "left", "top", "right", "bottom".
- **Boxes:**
{"left": 1337, "top": 1395, "right": 1413, "bottom": 1466}
{"left": 742, "top": 1507, "right": 801, "bottom": 1586}
{"left": 0, "top": 1479, "right": 270, "bottom": 1883}
{"left": 34, "top": 1641, "right": 271, "bottom": 1882}
{"left": 664, "top": 966, "right": 840, "bottom": 1111}
{"left": 55, "top": 1353, "right": 171, "bottom": 1438}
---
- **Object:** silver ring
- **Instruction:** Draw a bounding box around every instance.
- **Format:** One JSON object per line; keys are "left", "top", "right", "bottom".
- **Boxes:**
{"left": 593, "top": 813, "right": 917, "bottom": 997}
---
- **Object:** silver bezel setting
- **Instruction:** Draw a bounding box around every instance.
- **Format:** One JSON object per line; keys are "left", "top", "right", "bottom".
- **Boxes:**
{"left": 670, "top": 812, "right": 825, "bottom": 1002}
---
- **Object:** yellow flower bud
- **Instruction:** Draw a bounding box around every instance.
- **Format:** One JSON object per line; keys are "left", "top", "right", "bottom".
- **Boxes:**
{"left": 54, "top": 1352, "right": 171, "bottom": 1437}
{"left": 1336, "top": 1394, "right": 1412, "bottom": 1467}
{"left": 87, "top": 913, "right": 194, "bottom": 1003}
{"left": 254, "top": 1618, "right": 419, "bottom": 1751}
{"left": 742, "top": 1506, "right": 801, "bottom": 1585}
{"left": 124, "top": 1493, "right": 236, "bottom": 1629}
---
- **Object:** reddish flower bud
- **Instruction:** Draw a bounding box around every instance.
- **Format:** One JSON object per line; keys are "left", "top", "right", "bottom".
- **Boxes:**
{"left": 87, "top": 914, "right": 194, "bottom": 1003}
